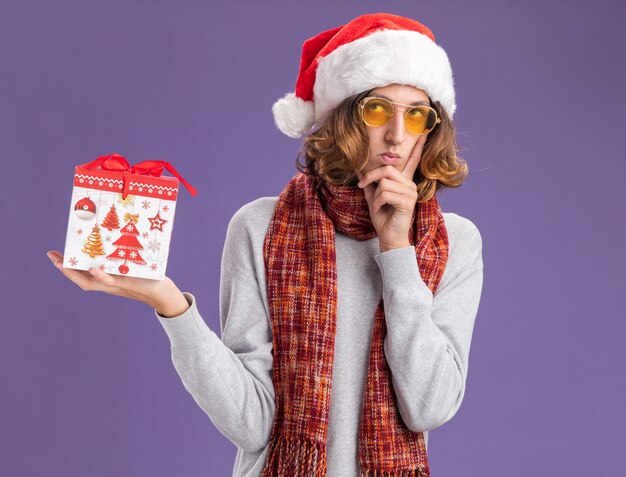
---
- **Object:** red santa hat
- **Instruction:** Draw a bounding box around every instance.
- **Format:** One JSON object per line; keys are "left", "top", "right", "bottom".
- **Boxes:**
{"left": 272, "top": 12, "right": 456, "bottom": 138}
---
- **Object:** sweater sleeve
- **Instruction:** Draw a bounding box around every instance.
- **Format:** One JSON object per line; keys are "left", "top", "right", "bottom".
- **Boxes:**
{"left": 154, "top": 210, "right": 275, "bottom": 452}
{"left": 373, "top": 217, "right": 484, "bottom": 433}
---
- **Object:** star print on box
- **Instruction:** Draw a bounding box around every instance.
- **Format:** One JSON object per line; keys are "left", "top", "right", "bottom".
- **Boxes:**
{"left": 63, "top": 154, "right": 196, "bottom": 280}
{"left": 148, "top": 211, "right": 167, "bottom": 232}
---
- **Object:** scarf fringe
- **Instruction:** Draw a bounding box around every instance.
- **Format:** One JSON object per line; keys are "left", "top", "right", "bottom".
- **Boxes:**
{"left": 359, "top": 465, "right": 429, "bottom": 477}
{"left": 260, "top": 432, "right": 327, "bottom": 477}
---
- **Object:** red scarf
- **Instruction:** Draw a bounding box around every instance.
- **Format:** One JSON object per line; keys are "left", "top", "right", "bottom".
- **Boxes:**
{"left": 261, "top": 172, "right": 449, "bottom": 476}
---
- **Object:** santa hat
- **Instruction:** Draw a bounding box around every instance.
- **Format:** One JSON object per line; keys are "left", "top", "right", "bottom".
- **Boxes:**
{"left": 272, "top": 13, "right": 456, "bottom": 138}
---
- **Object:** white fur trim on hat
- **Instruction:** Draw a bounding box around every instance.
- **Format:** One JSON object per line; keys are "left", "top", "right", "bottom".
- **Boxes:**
{"left": 272, "top": 92, "right": 315, "bottom": 138}
{"left": 314, "top": 29, "right": 456, "bottom": 124}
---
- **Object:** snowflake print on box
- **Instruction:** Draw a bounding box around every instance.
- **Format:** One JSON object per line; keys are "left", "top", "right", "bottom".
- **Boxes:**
{"left": 62, "top": 154, "right": 197, "bottom": 280}
{"left": 147, "top": 239, "right": 161, "bottom": 253}
{"left": 117, "top": 194, "right": 134, "bottom": 208}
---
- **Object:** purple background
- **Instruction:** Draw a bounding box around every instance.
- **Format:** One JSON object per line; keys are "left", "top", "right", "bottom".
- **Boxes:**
{"left": 2, "top": 0, "right": 624, "bottom": 475}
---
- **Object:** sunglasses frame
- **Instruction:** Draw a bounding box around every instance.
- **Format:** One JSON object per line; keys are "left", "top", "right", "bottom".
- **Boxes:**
{"left": 357, "top": 96, "right": 441, "bottom": 135}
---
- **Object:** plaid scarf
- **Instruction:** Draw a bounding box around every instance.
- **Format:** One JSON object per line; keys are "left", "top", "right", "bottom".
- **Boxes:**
{"left": 261, "top": 172, "right": 449, "bottom": 476}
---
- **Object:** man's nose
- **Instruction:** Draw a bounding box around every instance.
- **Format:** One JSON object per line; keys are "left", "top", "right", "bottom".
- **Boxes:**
{"left": 385, "top": 110, "right": 406, "bottom": 144}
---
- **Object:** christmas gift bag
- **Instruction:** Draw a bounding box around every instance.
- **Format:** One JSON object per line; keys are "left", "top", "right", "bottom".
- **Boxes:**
{"left": 63, "top": 154, "right": 197, "bottom": 280}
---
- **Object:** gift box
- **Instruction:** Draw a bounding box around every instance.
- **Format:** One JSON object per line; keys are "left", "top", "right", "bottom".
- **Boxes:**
{"left": 63, "top": 154, "right": 197, "bottom": 280}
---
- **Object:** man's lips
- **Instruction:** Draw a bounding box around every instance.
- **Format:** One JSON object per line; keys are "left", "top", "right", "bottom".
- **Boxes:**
{"left": 380, "top": 153, "right": 400, "bottom": 165}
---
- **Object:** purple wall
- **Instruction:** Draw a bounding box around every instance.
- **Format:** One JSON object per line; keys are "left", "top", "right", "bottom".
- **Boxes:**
{"left": 2, "top": 0, "right": 625, "bottom": 475}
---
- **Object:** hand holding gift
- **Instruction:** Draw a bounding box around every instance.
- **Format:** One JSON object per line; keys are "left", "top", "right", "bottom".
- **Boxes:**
{"left": 46, "top": 249, "right": 190, "bottom": 317}
{"left": 47, "top": 153, "right": 197, "bottom": 318}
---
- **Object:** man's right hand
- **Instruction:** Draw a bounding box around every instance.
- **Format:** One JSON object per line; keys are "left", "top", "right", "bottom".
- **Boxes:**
{"left": 46, "top": 249, "right": 190, "bottom": 318}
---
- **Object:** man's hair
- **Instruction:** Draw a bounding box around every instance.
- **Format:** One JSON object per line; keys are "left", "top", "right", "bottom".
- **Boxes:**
{"left": 295, "top": 89, "right": 468, "bottom": 202}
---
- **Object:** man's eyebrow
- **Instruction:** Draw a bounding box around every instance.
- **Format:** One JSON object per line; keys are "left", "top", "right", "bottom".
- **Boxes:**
{"left": 374, "top": 94, "right": 430, "bottom": 106}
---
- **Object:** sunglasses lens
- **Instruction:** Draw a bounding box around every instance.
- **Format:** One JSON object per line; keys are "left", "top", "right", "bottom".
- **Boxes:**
{"left": 362, "top": 98, "right": 393, "bottom": 126}
{"left": 405, "top": 107, "right": 436, "bottom": 134}
{"left": 361, "top": 99, "right": 439, "bottom": 134}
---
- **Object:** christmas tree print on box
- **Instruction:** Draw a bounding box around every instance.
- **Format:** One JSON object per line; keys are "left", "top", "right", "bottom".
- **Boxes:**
{"left": 63, "top": 167, "right": 180, "bottom": 280}
{"left": 108, "top": 219, "right": 147, "bottom": 266}
{"left": 101, "top": 202, "right": 121, "bottom": 231}
{"left": 82, "top": 223, "right": 106, "bottom": 258}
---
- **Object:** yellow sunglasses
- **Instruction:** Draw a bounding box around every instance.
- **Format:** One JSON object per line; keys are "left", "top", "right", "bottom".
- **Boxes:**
{"left": 357, "top": 96, "right": 441, "bottom": 135}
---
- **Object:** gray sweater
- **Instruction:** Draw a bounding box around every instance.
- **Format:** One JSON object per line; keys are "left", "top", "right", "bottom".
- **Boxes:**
{"left": 155, "top": 196, "right": 484, "bottom": 477}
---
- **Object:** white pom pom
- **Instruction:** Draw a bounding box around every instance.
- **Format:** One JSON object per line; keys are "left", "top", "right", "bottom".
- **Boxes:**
{"left": 272, "top": 92, "right": 315, "bottom": 138}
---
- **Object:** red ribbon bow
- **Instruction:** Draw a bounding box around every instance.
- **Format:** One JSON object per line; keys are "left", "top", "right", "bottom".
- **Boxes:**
{"left": 79, "top": 153, "right": 198, "bottom": 199}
